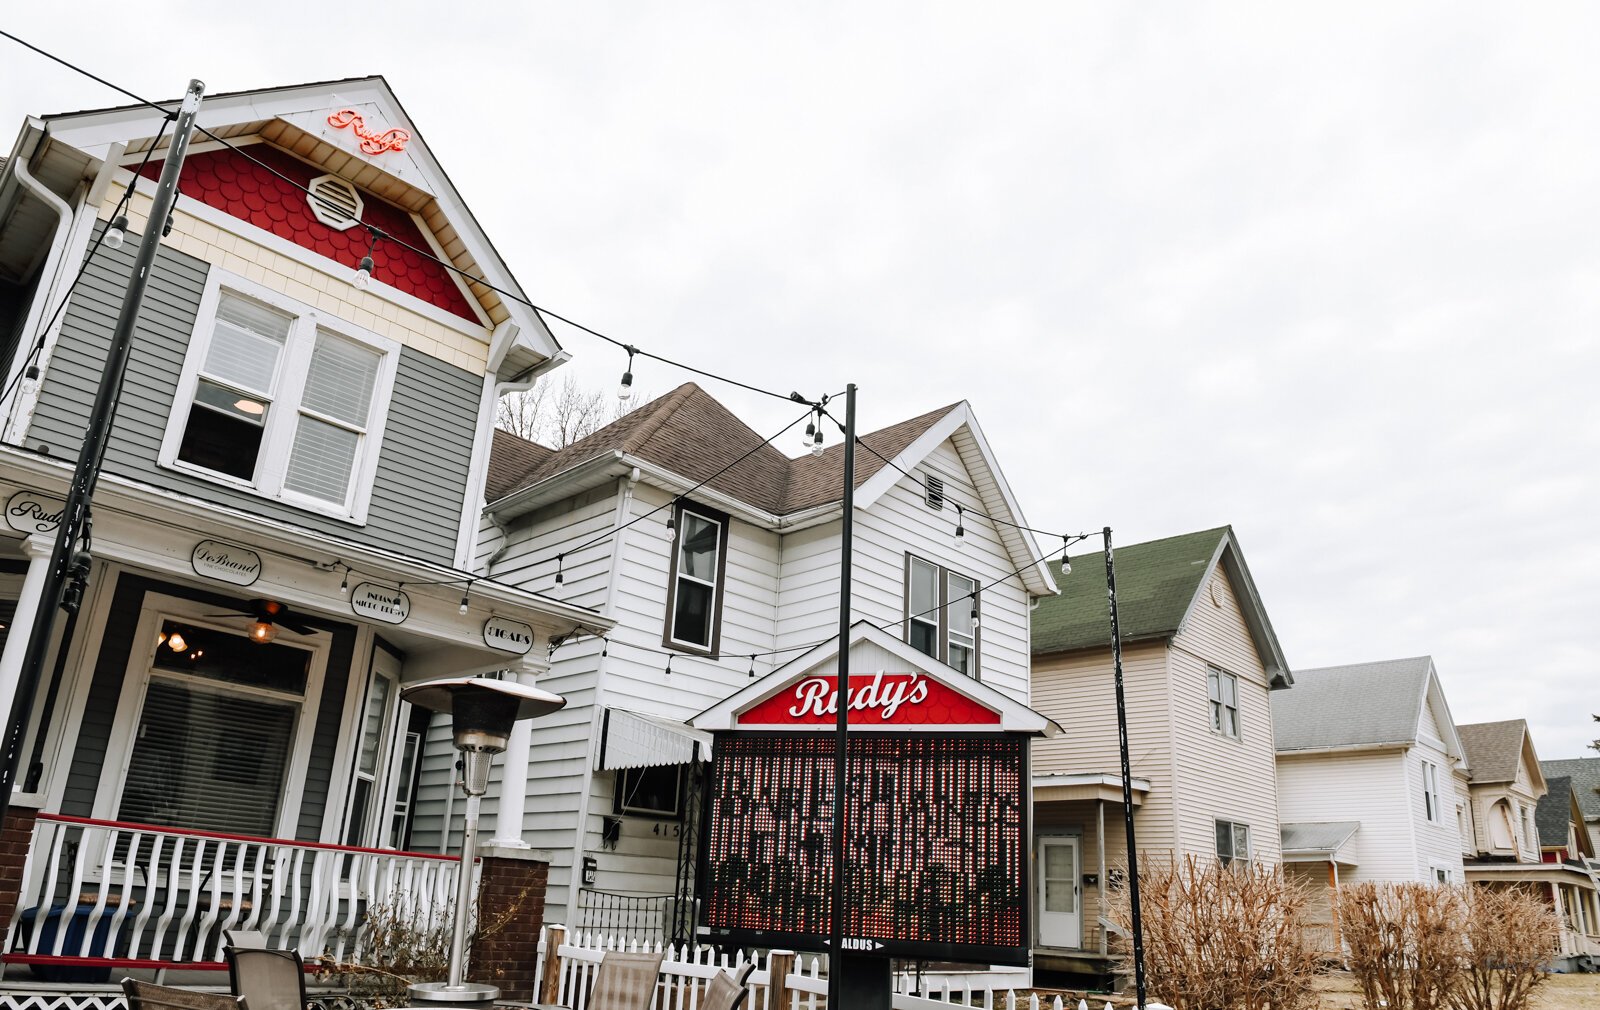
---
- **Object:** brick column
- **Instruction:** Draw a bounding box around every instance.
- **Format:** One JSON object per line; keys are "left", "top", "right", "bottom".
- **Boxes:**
{"left": 469, "top": 844, "right": 550, "bottom": 1001}
{"left": 0, "top": 805, "right": 40, "bottom": 929}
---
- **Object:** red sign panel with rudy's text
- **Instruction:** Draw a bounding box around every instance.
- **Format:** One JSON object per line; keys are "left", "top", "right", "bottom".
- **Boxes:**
{"left": 736, "top": 671, "right": 1001, "bottom": 729}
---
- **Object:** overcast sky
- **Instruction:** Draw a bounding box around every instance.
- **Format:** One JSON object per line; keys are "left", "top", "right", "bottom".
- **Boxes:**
{"left": 4, "top": 3, "right": 1596, "bottom": 758}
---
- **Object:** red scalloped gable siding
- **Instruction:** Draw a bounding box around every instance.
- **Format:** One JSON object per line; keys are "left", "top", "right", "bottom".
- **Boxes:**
{"left": 142, "top": 145, "right": 480, "bottom": 323}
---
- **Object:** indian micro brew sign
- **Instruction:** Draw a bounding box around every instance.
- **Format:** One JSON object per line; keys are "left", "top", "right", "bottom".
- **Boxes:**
{"left": 692, "top": 628, "right": 1050, "bottom": 966}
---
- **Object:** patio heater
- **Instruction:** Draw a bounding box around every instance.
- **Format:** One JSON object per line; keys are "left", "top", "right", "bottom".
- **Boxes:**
{"left": 401, "top": 676, "right": 565, "bottom": 1010}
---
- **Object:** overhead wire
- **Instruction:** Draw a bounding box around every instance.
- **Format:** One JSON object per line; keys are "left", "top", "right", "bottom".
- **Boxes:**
{"left": 0, "top": 29, "right": 811, "bottom": 408}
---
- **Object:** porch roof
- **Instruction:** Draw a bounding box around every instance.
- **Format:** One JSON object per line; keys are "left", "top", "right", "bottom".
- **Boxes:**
{"left": 1031, "top": 772, "right": 1150, "bottom": 806}
{"left": 1281, "top": 820, "right": 1360, "bottom": 863}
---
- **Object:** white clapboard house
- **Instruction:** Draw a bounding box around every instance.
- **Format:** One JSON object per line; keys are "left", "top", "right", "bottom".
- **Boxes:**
{"left": 474, "top": 382, "right": 1056, "bottom": 933}
{"left": 0, "top": 78, "right": 610, "bottom": 991}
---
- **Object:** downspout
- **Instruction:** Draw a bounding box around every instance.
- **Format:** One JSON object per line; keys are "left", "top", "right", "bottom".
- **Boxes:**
{"left": 565, "top": 468, "right": 639, "bottom": 925}
{"left": 2, "top": 144, "right": 74, "bottom": 442}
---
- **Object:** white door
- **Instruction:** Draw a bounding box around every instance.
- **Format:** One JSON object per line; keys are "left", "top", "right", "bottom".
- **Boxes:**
{"left": 1038, "top": 836, "right": 1081, "bottom": 948}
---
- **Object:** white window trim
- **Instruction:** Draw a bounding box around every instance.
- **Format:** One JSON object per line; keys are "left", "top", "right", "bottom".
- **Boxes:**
{"left": 158, "top": 268, "right": 401, "bottom": 525}
{"left": 1216, "top": 818, "right": 1252, "bottom": 866}
{"left": 92, "top": 593, "right": 331, "bottom": 841}
{"left": 1208, "top": 666, "right": 1241, "bottom": 741}
{"left": 344, "top": 651, "right": 402, "bottom": 847}
{"left": 905, "top": 553, "right": 981, "bottom": 679}
{"left": 664, "top": 503, "right": 726, "bottom": 653}
{"left": 1422, "top": 759, "right": 1441, "bottom": 824}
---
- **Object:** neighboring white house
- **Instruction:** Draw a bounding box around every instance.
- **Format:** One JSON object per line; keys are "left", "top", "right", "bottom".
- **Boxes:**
{"left": 472, "top": 382, "right": 1055, "bottom": 932}
{"left": 1272, "top": 657, "right": 1473, "bottom": 935}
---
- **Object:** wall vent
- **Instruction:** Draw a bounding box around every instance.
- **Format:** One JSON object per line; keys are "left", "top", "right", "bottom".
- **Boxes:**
{"left": 308, "top": 174, "right": 363, "bottom": 230}
{"left": 924, "top": 473, "right": 945, "bottom": 511}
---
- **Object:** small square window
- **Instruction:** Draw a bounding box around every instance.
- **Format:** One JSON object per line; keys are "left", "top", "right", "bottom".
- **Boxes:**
{"left": 615, "top": 765, "right": 684, "bottom": 819}
{"left": 1216, "top": 819, "right": 1251, "bottom": 866}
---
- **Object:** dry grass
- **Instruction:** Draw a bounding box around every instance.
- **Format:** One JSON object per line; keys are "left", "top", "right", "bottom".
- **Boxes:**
{"left": 1317, "top": 972, "right": 1600, "bottom": 1010}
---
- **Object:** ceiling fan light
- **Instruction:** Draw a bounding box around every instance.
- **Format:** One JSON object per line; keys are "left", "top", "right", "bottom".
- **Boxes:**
{"left": 248, "top": 619, "right": 278, "bottom": 644}
{"left": 166, "top": 632, "right": 188, "bottom": 653}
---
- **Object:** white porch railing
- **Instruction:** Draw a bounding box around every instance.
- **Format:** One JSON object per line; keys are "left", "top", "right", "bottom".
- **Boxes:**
{"left": 3, "top": 813, "right": 461, "bottom": 970}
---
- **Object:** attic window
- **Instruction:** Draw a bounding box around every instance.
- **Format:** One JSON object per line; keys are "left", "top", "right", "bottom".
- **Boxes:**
{"left": 308, "top": 175, "right": 363, "bottom": 230}
{"left": 924, "top": 473, "right": 945, "bottom": 511}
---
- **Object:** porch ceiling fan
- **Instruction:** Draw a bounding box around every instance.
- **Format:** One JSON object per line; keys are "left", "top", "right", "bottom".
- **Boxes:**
{"left": 201, "top": 599, "right": 319, "bottom": 643}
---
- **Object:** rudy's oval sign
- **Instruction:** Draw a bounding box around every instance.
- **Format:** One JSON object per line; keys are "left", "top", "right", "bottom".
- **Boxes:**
{"left": 482, "top": 616, "right": 535, "bottom": 655}
{"left": 191, "top": 540, "right": 263, "bottom": 586}
{"left": 5, "top": 491, "right": 65, "bottom": 534}
{"left": 736, "top": 671, "right": 1001, "bottom": 728}
{"left": 350, "top": 582, "right": 411, "bottom": 625}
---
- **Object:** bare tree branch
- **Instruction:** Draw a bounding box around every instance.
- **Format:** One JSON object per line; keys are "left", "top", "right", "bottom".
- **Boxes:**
{"left": 495, "top": 374, "right": 638, "bottom": 449}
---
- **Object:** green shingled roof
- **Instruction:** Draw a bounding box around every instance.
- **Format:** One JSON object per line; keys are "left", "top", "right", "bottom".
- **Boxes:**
{"left": 1033, "top": 527, "right": 1229, "bottom": 656}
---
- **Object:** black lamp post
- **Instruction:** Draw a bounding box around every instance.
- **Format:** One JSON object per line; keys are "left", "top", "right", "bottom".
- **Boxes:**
{"left": 400, "top": 676, "right": 565, "bottom": 1009}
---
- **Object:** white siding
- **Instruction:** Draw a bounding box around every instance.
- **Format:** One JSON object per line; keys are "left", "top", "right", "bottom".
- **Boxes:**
{"left": 1168, "top": 567, "right": 1282, "bottom": 862}
{"left": 1412, "top": 734, "right": 1467, "bottom": 880}
{"left": 1277, "top": 750, "right": 1421, "bottom": 883}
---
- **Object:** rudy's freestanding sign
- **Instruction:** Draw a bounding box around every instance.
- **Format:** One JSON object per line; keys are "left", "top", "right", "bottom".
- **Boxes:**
{"left": 689, "top": 623, "right": 1058, "bottom": 966}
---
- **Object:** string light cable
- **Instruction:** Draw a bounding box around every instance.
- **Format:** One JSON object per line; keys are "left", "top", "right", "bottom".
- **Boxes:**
{"left": 0, "top": 29, "right": 813, "bottom": 409}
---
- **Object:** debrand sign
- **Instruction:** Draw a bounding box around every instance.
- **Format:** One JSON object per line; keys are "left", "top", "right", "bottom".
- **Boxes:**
{"left": 5, "top": 491, "right": 65, "bottom": 535}
{"left": 482, "top": 616, "right": 535, "bottom": 655}
{"left": 350, "top": 582, "right": 411, "bottom": 625}
{"left": 190, "top": 539, "right": 263, "bottom": 587}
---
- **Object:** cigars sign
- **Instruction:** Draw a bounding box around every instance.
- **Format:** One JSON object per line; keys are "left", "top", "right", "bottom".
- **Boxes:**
{"left": 736, "top": 671, "right": 1001, "bottom": 728}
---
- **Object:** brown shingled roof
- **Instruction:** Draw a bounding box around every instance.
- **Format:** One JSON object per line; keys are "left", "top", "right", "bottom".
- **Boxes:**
{"left": 486, "top": 429, "right": 554, "bottom": 500}
{"left": 488, "top": 383, "right": 959, "bottom": 515}
{"left": 1458, "top": 719, "right": 1533, "bottom": 784}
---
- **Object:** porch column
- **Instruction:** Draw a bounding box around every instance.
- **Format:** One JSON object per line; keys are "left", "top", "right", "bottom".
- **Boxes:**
{"left": 0, "top": 536, "right": 55, "bottom": 751}
{"left": 1097, "top": 798, "right": 1108, "bottom": 956}
{"left": 488, "top": 669, "right": 537, "bottom": 847}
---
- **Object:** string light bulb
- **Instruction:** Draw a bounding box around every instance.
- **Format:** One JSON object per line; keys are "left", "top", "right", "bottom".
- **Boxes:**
{"left": 749, "top": 655, "right": 757, "bottom": 679}
{"left": 601, "top": 637, "right": 609, "bottom": 658}
{"left": 665, "top": 656, "right": 673, "bottom": 677}
{"left": 352, "top": 253, "right": 374, "bottom": 290}
{"left": 810, "top": 422, "right": 825, "bottom": 457}
{"left": 1060, "top": 536, "right": 1073, "bottom": 576}
{"left": 458, "top": 586, "right": 470, "bottom": 615}
{"left": 954, "top": 504, "right": 966, "bottom": 546}
{"left": 665, "top": 505, "right": 677, "bottom": 538}
{"left": 971, "top": 591, "right": 981, "bottom": 631}
{"left": 555, "top": 554, "right": 565, "bottom": 585}
{"left": 104, "top": 215, "right": 129, "bottom": 251}
{"left": 802, "top": 417, "right": 816, "bottom": 450}
{"left": 338, "top": 568, "right": 349, "bottom": 595}
{"left": 618, "top": 346, "right": 637, "bottom": 402}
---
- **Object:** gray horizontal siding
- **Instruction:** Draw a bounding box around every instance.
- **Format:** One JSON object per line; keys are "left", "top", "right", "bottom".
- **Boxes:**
{"left": 28, "top": 221, "right": 481, "bottom": 565}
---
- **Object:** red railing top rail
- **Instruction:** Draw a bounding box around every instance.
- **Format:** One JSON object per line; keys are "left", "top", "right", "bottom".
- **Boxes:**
{"left": 35, "top": 812, "right": 460, "bottom": 861}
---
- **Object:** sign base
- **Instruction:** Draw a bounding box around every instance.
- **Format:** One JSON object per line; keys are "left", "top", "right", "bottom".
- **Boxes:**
{"left": 837, "top": 953, "right": 891, "bottom": 1010}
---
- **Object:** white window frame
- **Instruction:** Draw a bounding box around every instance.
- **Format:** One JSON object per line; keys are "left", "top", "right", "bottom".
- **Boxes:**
{"left": 1208, "top": 666, "right": 1240, "bottom": 740}
{"left": 92, "top": 593, "right": 330, "bottom": 841}
{"left": 158, "top": 269, "right": 400, "bottom": 524}
{"left": 1431, "top": 864, "right": 1453, "bottom": 885}
{"left": 1216, "top": 819, "right": 1251, "bottom": 867}
{"left": 663, "top": 502, "right": 727, "bottom": 654}
{"left": 344, "top": 655, "right": 401, "bottom": 847}
{"left": 904, "top": 554, "right": 981, "bottom": 678}
{"left": 1422, "top": 759, "right": 1441, "bottom": 823}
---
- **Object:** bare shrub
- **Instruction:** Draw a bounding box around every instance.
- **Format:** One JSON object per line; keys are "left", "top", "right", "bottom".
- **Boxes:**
{"left": 317, "top": 897, "right": 458, "bottom": 1007}
{"left": 1449, "top": 885, "right": 1561, "bottom": 1010}
{"left": 1335, "top": 882, "right": 1466, "bottom": 1010}
{"left": 1110, "top": 854, "right": 1321, "bottom": 1010}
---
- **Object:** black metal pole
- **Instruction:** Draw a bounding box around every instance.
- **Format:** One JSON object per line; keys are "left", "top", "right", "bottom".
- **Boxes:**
{"left": 0, "top": 80, "right": 205, "bottom": 830}
{"left": 1104, "top": 526, "right": 1146, "bottom": 1008}
{"left": 827, "top": 383, "right": 856, "bottom": 1008}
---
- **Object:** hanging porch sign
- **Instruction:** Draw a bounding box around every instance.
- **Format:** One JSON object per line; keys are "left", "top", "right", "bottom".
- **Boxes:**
{"left": 482, "top": 616, "right": 535, "bottom": 655}
{"left": 190, "top": 539, "right": 263, "bottom": 587}
{"left": 737, "top": 671, "right": 1001, "bottom": 728}
{"left": 350, "top": 582, "right": 411, "bottom": 625}
{"left": 5, "top": 491, "right": 65, "bottom": 535}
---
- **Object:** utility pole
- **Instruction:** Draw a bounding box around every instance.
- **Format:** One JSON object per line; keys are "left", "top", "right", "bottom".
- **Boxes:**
{"left": 827, "top": 385, "right": 879, "bottom": 1006}
{"left": 1105, "top": 526, "right": 1147, "bottom": 1009}
{"left": 0, "top": 80, "right": 206, "bottom": 829}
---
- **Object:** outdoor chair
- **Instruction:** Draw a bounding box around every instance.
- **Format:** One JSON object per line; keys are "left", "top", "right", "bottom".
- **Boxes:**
{"left": 225, "top": 944, "right": 315, "bottom": 1010}
{"left": 587, "top": 949, "right": 666, "bottom": 1010}
{"left": 122, "top": 979, "right": 247, "bottom": 1010}
{"left": 699, "top": 962, "right": 755, "bottom": 1010}
{"left": 223, "top": 929, "right": 269, "bottom": 949}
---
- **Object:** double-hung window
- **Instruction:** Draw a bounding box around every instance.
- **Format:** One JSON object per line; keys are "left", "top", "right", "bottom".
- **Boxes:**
{"left": 905, "top": 554, "right": 980, "bottom": 677}
{"left": 1422, "top": 759, "right": 1440, "bottom": 823}
{"left": 163, "top": 273, "right": 398, "bottom": 522}
{"left": 1208, "top": 666, "right": 1240, "bottom": 739}
{"left": 664, "top": 502, "right": 729, "bottom": 653}
{"left": 1216, "top": 819, "right": 1251, "bottom": 867}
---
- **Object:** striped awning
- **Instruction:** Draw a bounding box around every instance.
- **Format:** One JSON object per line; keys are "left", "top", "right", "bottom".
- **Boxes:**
{"left": 600, "top": 708, "right": 713, "bottom": 770}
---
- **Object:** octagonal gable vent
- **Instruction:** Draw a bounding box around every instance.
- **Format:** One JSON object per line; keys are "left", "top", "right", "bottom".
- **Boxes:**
{"left": 308, "top": 174, "right": 363, "bottom": 230}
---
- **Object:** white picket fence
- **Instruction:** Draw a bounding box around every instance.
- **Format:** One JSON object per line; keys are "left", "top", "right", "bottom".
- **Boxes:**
{"left": 532, "top": 926, "right": 1154, "bottom": 1010}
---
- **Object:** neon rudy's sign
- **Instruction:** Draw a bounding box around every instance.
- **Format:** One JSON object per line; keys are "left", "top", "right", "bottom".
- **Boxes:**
{"left": 737, "top": 671, "right": 1001, "bottom": 727}
{"left": 326, "top": 109, "right": 411, "bottom": 156}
